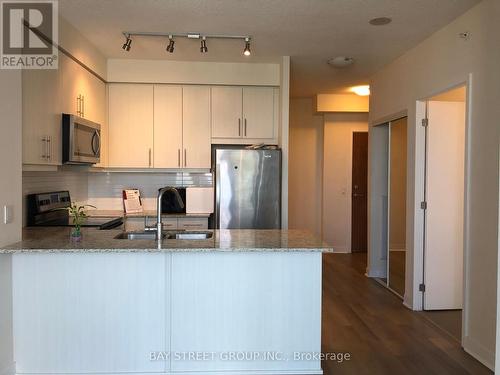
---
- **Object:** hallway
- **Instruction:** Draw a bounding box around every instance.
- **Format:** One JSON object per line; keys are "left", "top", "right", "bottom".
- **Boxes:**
{"left": 321, "top": 253, "right": 492, "bottom": 374}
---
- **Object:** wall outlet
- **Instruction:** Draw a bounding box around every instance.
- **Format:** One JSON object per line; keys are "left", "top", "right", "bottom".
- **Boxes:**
{"left": 3, "top": 205, "right": 13, "bottom": 224}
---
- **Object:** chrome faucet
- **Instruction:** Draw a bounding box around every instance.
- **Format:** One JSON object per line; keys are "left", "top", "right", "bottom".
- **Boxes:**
{"left": 155, "top": 187, "right": 185, "bottom": 240}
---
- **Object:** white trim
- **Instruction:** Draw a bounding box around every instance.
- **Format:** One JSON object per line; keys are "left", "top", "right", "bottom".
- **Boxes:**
{"left": 463, "top": 335, "right": 495, "bottom": 371}
{"left": 10, "top": 370, "right": 322, "bottom": 375}
{"left": 495, "top": 138, "right": 500, "bottom": 374}
{"left": 413, "top": 78, "right": 471, "bottom": 333}
{"left": 330, "top": 246, "right": 350, "bottom": 254}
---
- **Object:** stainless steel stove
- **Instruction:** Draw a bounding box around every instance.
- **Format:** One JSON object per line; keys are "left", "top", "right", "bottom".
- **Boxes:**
{"left": 27, "top": 191, "right": 123, "bottom": 230}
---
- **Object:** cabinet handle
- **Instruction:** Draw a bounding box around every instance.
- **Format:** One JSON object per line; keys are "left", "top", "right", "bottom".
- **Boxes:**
{"left": 244, "top": 119, "right": 247, "bottom": 137}
{"left": 81, "top": 95, "right": 85, "bottom": 117}
{"left": 238, "top": 118, "right": 241, "bottom": 136}
{"left": 178, "top": 149, "right": 181, "bottom": 168}
{"left": 41, "top": 137, "right": 47, "bottom": 159}
{"left": 47, "top": 136, "right": 51, "bottom": 161}
{"left": 149, "top": 148, "right": 152, "bottom": 167}
{"left": 184, "top": 149, "right": 187, "bottom": 167}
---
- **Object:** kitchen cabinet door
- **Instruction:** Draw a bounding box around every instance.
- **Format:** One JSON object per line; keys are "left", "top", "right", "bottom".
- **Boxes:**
{"left": 86, "top": 73, "right": 107, "bottom": 167}
{"left": 182, "top": 86, "right": 211, "bottom": 169}
{"left": 60, "top": 53, "right": 82, "bottom": 117}
{"left": 154, "top": 85, "right": 183, "bottom": 168}
{"left": 242, "top": 87, "right": 275, "bottom": 139}
{"left": 13, "top": 253, "right": 169, "bottom": 374}
{"left": 22, "top": 68, "right": 62, "bottom": 165}
{"left": 108, "top": 84, "right": 154, "bottom": 168}
{"left": 211, "top": 86, "right": 242, "bottom": 138}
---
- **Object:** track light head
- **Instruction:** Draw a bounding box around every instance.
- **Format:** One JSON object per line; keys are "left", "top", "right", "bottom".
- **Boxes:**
{"left": 166, "top": 35, "right": 175, "bottom": 53}
{"left": 243, "top": 37, "right": 251, "bottom": 56}
{"left": 200, "top": 37, "right": 208, "bottom": 53}
{"left": 122, "top": 36, "right": 132, "bottom": 51}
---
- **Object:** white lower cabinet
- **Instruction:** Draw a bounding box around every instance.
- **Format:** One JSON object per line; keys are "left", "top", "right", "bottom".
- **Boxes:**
{"left": 12, "top": 253, "right": 169, "bottom": 374}
{"left": 125, "top": 216, "right": 208, "bottom": 231}
{"left": 11, "top": 252, "right": 322, "bottom": 375}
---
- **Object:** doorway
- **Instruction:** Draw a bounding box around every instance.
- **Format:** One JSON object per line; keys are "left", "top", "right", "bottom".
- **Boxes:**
{"left": 420, "top": 85, "right": 467, "bottom": 341}
{"left": 351, "top": 132, "right": 368, "bottom": 252}
{"left": 388, "top": 118, "right": 408, "bottom": 297}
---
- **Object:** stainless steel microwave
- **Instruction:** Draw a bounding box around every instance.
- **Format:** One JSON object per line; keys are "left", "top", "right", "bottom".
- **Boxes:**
{"left": 62, "top": 114, "right": 101, "bottom": 165}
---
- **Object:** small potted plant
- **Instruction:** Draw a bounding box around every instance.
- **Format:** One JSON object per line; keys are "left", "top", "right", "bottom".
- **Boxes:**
{"left": 58, "top": 203, "right": 96, "bottom": 241}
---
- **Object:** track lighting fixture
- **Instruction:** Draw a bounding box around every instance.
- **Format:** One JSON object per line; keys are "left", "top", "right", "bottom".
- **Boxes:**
{"left": 200, "top": 37, "right": 208, "bottom": 53}
{"left": 121, "top": 31, "right": 251, "bottom": 55}
{"left": 122, "top": 35, "right": 132, "bottom": 51}
{"left": 166, "top": 35, "right": 175, "bottom": 53}
{"left": 243, "top": 37, "right": 251, "bottom": 56}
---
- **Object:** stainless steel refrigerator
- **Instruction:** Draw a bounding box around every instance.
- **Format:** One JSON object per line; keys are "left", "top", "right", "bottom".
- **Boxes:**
{"left": 214, "top": 148, "right": 281, "bottom": 229}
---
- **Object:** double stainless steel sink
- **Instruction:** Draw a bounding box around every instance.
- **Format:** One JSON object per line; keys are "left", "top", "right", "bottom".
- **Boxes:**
{"left": 115, "top": 230, "right": 213, "bottom": 240}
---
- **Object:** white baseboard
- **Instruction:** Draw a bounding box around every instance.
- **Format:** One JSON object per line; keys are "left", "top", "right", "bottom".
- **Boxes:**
{"left": 365, "top": 268, "right": 386, "bottom": 278}
{"left": 330, "top": 246, "right": 350, "bottom": 253}
{"left": 463, "top": 335, "right": 494, "bottom": 371}
{"left": 7, "top": 371, "right": 321, "bottom": 375}
{"left": 0, "top": 362, "right": 15, "bottom": 375}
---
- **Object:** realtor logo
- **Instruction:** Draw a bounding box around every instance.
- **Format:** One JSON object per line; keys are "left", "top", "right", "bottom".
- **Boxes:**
{"left": 1, "top": 0, "right": 58, "bottom": 69}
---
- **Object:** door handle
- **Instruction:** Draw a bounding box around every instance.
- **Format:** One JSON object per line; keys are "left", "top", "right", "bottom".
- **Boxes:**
{"left": 91, "top": 130, "right": 100, "bottom": 155}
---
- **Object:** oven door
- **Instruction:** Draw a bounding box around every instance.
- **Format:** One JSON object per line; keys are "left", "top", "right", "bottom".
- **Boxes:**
{"left": 63, "top": 114, "right": 101, "bottom": 164}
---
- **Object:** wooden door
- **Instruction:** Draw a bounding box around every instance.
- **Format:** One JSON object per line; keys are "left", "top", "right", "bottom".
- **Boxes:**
{"left": 182, "top": 86, "right": 211, "bottom": 169}
{"left": 242, "top": 87, "right": 275, "bottom": 139}
{"left": 108, "top": 84, "right": 154, "bottom": 168}
{"left": 153, "top": 85, "right": 183, "bottom": 168}
{"left": 211, "top": 86, "right": 243, "bottom": 138}
{"left": 351, "top": 132, "right": 368, "bottom": 252}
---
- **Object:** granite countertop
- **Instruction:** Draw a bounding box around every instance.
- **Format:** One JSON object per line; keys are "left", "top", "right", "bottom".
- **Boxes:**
{"left": 88, "top": 210, "right": 211, "bottom": 219}
{"left": 0, "top": 228, "right": 333, "bottom": 253}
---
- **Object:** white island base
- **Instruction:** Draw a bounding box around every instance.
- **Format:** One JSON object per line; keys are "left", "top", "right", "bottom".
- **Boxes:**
{"left": 1, "top": 252, "right": 322, "bottom": 375}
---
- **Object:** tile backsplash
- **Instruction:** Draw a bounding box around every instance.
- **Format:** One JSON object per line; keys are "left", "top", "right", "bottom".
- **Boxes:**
{"left": 22, "top": 170, "right": 213, "bottom": 223}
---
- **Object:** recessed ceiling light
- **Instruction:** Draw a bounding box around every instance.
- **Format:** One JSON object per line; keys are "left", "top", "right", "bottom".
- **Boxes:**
{"left": 351, "top": 85, "right": 370, "bottom": 96}
{"left": 327, "top": 56, "right": 354, "bottom": 68}
{"left": 369, "top": 17, "right": 392, "bottom": 26}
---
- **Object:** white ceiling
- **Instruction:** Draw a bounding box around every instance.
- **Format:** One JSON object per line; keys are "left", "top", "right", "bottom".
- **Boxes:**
{"left": 59, "top": 0, "right": 479, "bottom": 97}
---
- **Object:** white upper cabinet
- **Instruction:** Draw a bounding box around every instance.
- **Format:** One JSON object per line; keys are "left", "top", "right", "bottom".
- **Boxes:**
{"left": 108, "top": 84, "right": 154, "bottom": 168}
{"left": 22, "top": 53, "right": 107, "bottom": 167}
{"left": 22, "top": 68, "right": 62, "bottom": 165}
{"left": 210, "top": 86, "right": 278, "bottom": 143}
{"left": 242, "top": 87, "right": 276, "bottom": 139}
{"left": 182, "top": 86, "right": 211, "bottom": 169}
{"left": 153, "top": 85, "right": 183, "bottom": 168}
{"left": 211, "top": 86, "right": 243, "bottom": 138}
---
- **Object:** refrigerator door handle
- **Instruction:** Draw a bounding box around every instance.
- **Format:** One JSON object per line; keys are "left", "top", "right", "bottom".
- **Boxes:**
{"left": 215, "top": 163, "right": 221, "bottom": 229}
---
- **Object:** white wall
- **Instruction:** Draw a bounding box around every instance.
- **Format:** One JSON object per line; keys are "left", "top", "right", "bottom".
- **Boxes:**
{"left": 369, "top": 0, "right": 500, "bottom": 367}
{"left": 323, "top": 113, "right": 368, "bottom": 252}
{"left": 289, "top": 98, "right": 324, "bottom": 237}
{"left": 0, "top": 69, "right": 21, "bottom": 373}
{"left": 0, "top": 71, "right": 22, "bottom": 247}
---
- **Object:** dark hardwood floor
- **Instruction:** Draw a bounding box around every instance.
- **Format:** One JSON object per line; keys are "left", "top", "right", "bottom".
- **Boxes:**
{"left": 321, "top": 253, "right": 492, "bottom": 375}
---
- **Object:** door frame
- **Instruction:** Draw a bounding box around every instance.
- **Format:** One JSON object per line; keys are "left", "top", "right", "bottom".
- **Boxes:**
{"left": 414, "top": 76, "right": 472, "bottom": 344}
{"left": 350, "top": 131, "right": 369, "bottom": 253}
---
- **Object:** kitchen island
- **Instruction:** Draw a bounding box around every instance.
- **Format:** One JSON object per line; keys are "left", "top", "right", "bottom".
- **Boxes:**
{"left": 0, "top": 228, "right": 331, "bottom": 375}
